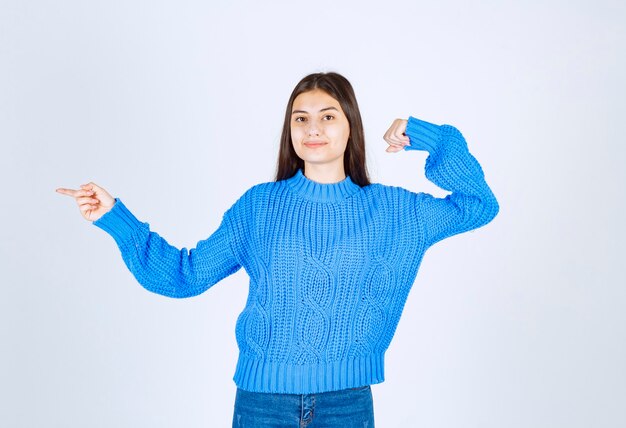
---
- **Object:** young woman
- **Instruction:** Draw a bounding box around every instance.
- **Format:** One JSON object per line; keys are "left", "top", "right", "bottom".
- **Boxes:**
{"left": 57, "top": 72, "right": 499, "bottom": 427}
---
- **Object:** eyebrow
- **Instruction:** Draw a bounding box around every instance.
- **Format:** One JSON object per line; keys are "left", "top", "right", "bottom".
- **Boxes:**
{"left": 291, "top": 107, "right": 339, "bottom": 115}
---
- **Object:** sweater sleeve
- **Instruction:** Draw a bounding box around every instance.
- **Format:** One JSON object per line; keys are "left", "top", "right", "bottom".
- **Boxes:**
{"left": 92, "top": 198, "right": 242, "bottom": 298}
{"left": 404, "top": 116, "right": 499, "bottom": 247}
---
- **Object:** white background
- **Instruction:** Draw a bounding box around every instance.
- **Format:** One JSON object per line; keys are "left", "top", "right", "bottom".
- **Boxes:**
{"left": 1, "top": 0, "right": 625, "bottom": 426}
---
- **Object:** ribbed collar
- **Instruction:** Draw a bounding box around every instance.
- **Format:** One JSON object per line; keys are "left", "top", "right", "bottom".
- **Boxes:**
{"left": 286, "top": 169, "right": 361, "bottom": 203}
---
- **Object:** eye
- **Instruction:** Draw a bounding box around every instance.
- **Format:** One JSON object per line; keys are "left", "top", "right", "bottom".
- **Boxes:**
{"left": 294, "top": 116, "right": 306, "bottom": 123}
{"left": 323, "top": 114, "right": 334, "bottom": 120}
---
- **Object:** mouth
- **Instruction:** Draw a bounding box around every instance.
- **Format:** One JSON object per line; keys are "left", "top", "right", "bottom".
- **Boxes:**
{"left": 303, "top": 141, "right": 327, "bottom": 148}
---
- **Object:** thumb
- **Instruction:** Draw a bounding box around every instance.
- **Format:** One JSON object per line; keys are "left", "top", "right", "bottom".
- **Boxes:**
{"left": 386, "top": 145, "right": 403, "bottom": 153}
{"left": 81, "top": 182, "right": 103, "bottom": 192}
{"left": 80, "top": 181, "right": 107, "bottom": 195}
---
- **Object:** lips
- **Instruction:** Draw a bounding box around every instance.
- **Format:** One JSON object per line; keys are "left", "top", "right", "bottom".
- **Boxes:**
{"left": 304, "top": 141, "right": 327, "bottom": 148}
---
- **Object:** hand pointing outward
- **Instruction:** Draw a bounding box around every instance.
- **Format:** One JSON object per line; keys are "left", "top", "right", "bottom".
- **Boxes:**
{"left": 56, "top": 182, "right": 116, "bottom": 222}
{"left": 383, "top": 118, "right": 410, "bottom": 153}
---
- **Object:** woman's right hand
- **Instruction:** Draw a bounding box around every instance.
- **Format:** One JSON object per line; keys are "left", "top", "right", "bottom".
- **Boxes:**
{"left": 56, "top": 182, "right": 116, "bottom": 222}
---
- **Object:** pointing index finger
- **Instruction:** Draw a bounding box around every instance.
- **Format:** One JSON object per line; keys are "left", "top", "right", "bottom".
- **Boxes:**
{"left": 56, "top": 188, "right": 76, "bottom": 196}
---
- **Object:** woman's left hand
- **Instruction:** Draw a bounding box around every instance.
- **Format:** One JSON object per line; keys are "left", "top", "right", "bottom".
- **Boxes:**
{"left": 383, "top": 118, "right": 410, "bottom": 153}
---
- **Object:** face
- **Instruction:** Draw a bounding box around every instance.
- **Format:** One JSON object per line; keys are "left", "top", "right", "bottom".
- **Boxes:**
{"left": 290, "top": 89, "right": 350, "bottom": 173}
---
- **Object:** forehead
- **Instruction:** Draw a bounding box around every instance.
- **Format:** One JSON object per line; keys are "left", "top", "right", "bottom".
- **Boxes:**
{"left": 292, "top": 89, "right": 342, "bottom": 111}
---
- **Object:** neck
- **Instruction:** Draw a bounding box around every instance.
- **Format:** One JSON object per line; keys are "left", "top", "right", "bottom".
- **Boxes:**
{"left": 303, "top": 162, "right": 346, "bottom": 184}
{"left": 285, "top": 169, "right": 360, "bottom": 203}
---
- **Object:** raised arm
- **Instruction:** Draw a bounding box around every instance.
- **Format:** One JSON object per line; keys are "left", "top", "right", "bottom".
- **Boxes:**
{"left": 92, "top": 198, "right": 242, "bottom": 298}
{"left": 406, "top": 116, "right": 498, "bottom": 246}
{"left": 384, "top": 116, "right": 499, "bottom": 247}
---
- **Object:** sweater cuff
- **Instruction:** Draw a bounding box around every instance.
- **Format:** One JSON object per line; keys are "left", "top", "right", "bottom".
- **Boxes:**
{"left": 92, "top": 198, "right": 144, "bottom": 246}
{"left": 404, "top": 116, "right": 441, "bottom": 153}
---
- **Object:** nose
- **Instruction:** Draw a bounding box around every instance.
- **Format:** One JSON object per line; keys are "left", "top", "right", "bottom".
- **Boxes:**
{"left": 307, "top": 123, "right": 320, "bottom": 136}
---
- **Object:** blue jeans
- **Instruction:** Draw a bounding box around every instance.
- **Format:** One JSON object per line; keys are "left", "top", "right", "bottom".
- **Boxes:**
{"left": 232, "top": 385, "right": 375, "bottom": 427}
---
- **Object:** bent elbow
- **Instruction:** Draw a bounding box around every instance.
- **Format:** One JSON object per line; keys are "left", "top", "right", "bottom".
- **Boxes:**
{"left": 139, "top": 278, "right": 213, "bottom": 299}
{"left": 129, "top": 259, "right": 212, "bottom": 299}
{"left": 475, "top": 190, "right": 499, "bottom": 228}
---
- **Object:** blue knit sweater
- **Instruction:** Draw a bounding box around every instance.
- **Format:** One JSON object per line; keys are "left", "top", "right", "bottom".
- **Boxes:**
{"left": 93, "top": 116, "right": 499, "bottom": 394}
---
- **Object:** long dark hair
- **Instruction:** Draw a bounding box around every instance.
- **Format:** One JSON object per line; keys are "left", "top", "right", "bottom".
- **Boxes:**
{"left": 274, "top": 72, "right": 370, "bottom": 187}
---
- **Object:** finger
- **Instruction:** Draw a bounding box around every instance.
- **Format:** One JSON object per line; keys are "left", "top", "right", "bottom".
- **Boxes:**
{"left": 389, "top": 123, "right": 409, "bottom": 145}
{"left": 383, "top": 128, "right": 392, "bottom": 142}
{"left": 383, "top": 130, "right": 406, "bottom": 146}
{"left": 383, "top": 121, "right": 401, "bottom": 140}
{"left": 56, "top": 188, "right": 79, "bottom": 197}
{"left": 81, "top": 182, "right": 102, "bottom": 192}
{"left": 386, "top": 146, "right": 403, "bottom": 153}
{"left": 396, "top": 136, "right": 410, "bottom": 146}
{"left": 76, "top": 189, "right": 95, "bottom": 197}
{"left": 79, "top": 203, "right": 95, "bottom": 217}
{"left": 386, "top": 136, "right": 408, "bottom": 147}
{"left": 58, "top": 188, "right": 95, "bottom": 199}
{"left": 77, "top": 196, "right": 100, "bottom": 206}
{"left": 393, "top": 120, "right": 410, "bottom": 143}
{"left": 383, "top": 120, "right": 410, "bottom": 148}
{"left": 385, "top": 145, "right": 404, "bottom": 153}
{"left": 393, "top": 129, "right": 410, "bottom": 144}
{"left": 391, "top": 133, "right": 409, "bottom": 144}
{"left": 78, "top": 199, "right": 98, "bottom": 213}
{"left": 79, "top": 204, "right": 97, "bottom": 214}
{"left": 396, "top": 128, "right": 410, "bottom": 141}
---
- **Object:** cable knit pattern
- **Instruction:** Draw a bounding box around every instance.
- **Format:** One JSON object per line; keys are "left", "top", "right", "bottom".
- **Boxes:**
{"left": 92, "top": 116, "right": 499, "bottom": 394}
